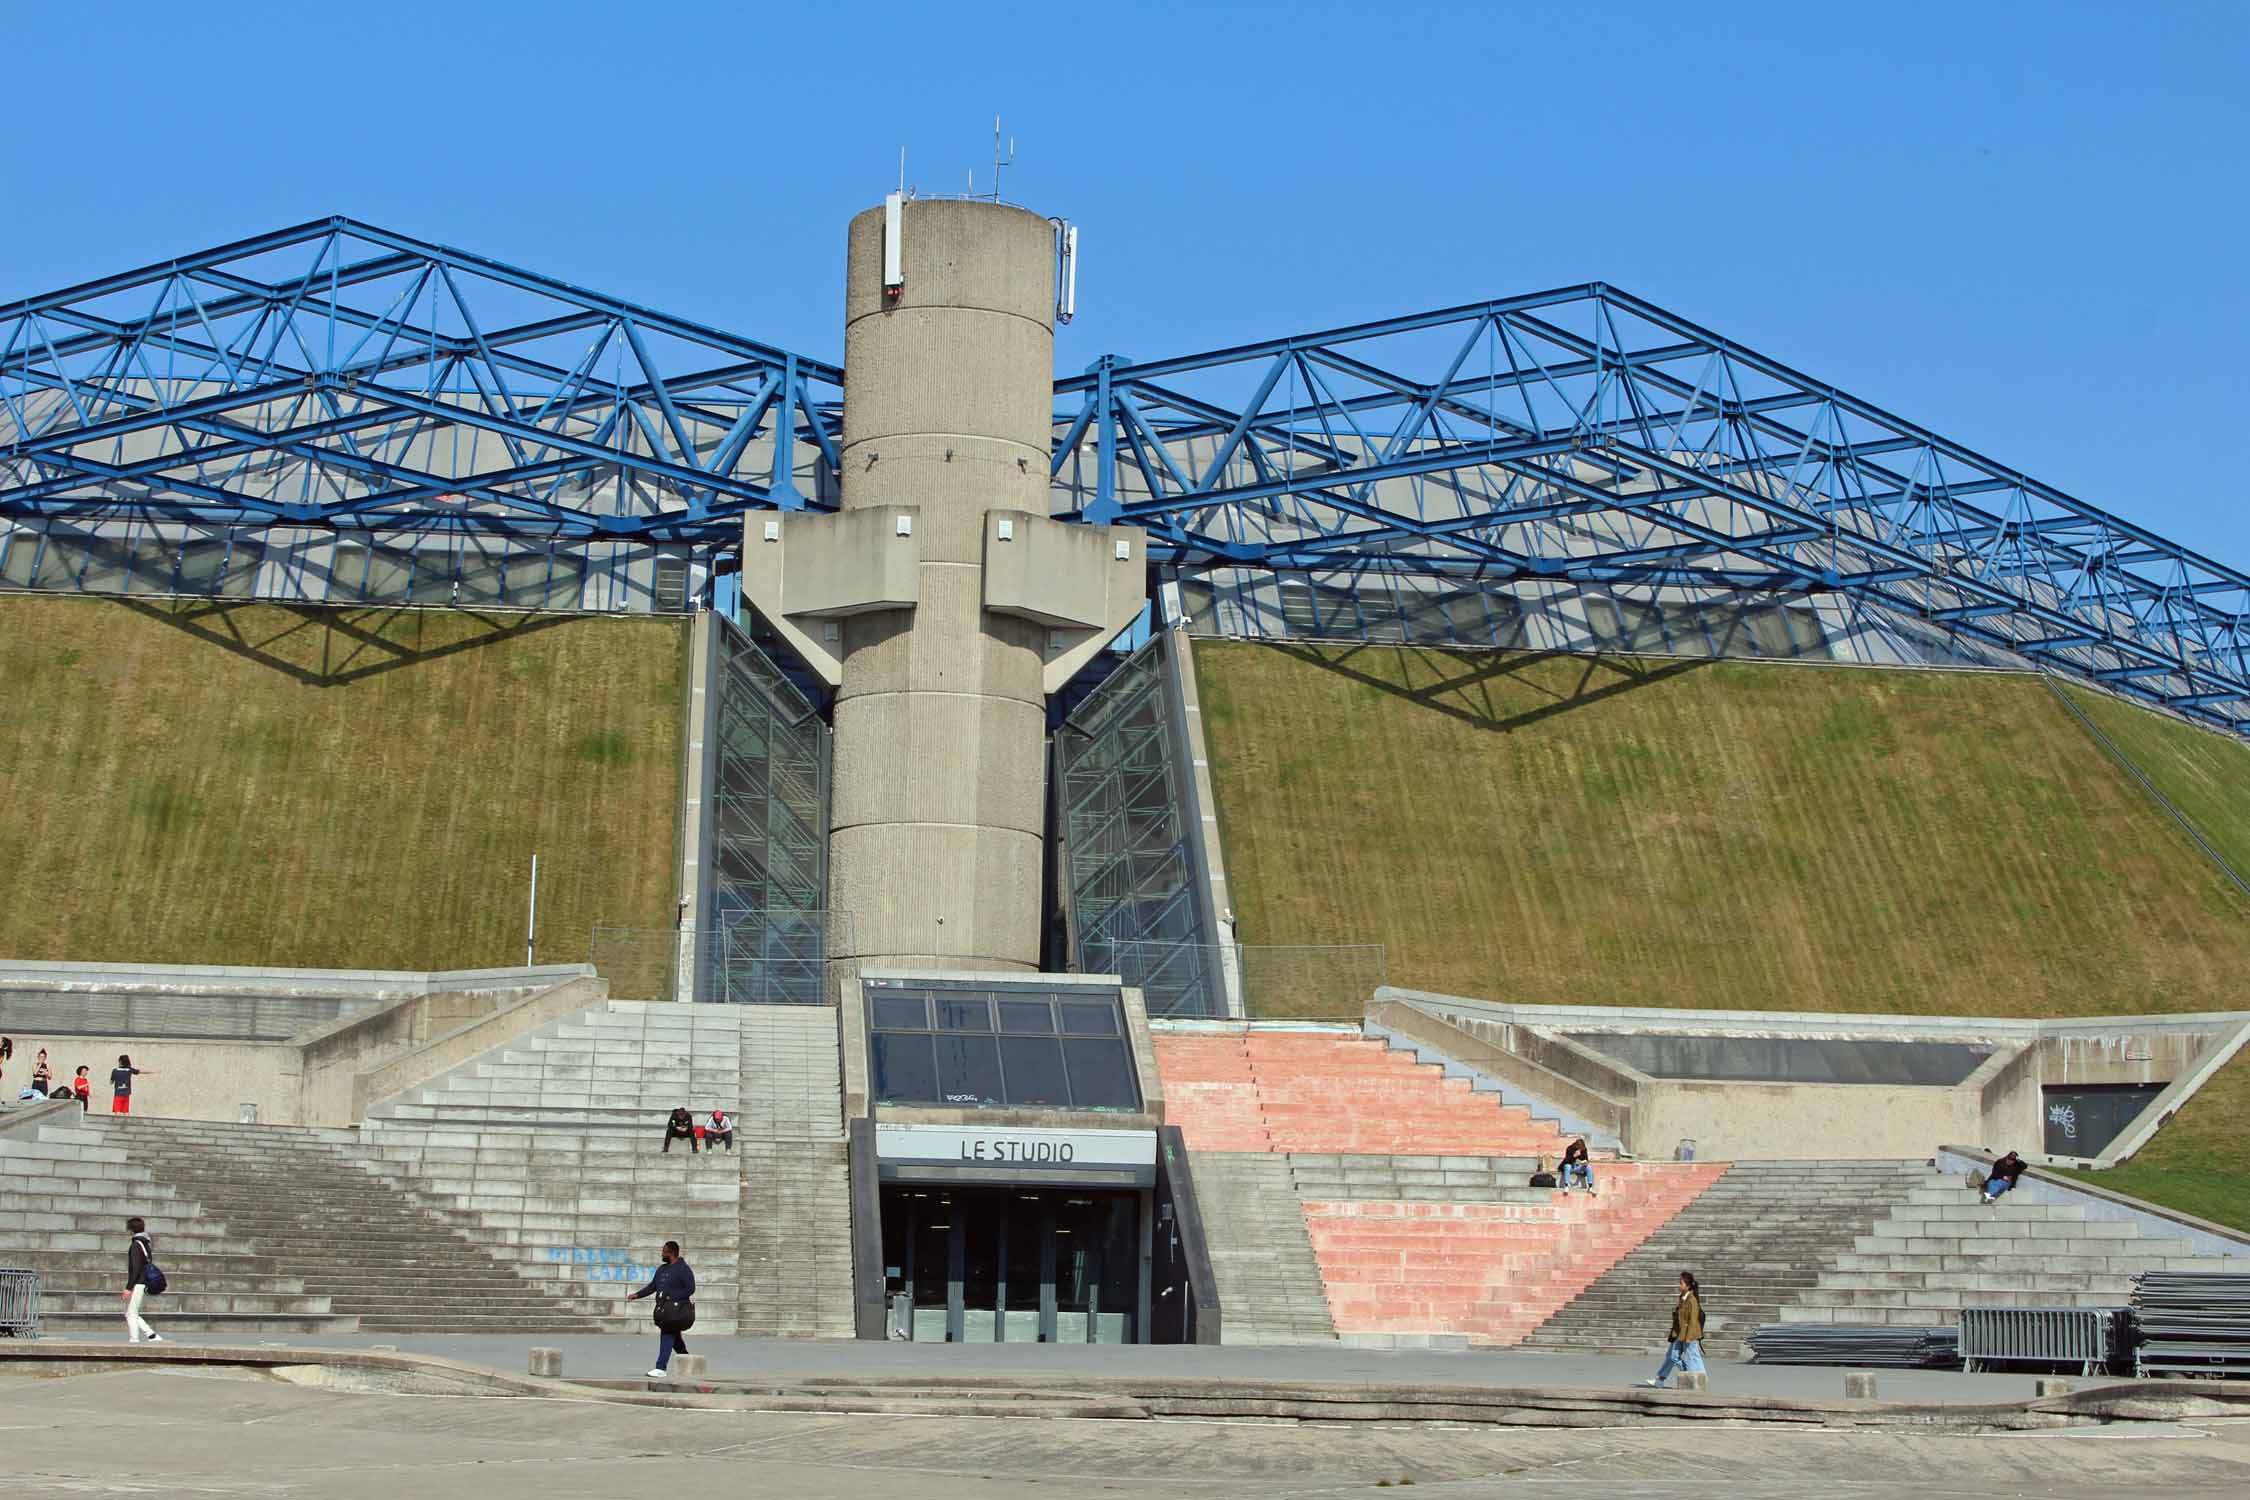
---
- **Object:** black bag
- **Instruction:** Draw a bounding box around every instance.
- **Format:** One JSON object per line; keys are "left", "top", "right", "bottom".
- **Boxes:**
{"left": 654, "top": 1294, "right": 695, "bottom": 1333}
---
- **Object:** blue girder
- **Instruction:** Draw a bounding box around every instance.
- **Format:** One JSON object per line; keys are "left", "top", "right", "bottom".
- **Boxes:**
{"left": 0, "top": 217, "right": 843, "bottom": 543}
{"left": 1050, "top": 286, "right": 2250, "bottom": 734}
{"left": 5, "top": 226, "right": 2247, "bottom": 733}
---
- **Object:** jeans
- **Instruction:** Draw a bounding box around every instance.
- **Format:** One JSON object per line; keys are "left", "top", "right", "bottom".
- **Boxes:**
{"left": 1984, "top": 1176, "right": 2014, "bottom": 1200}
{"left": 1653, "top": 1339, "right": 1704, "bottom": 1384}
{"left": 655, "top": 1328, "right": 688, "bottom": 1369}
{"left": 124, "top": 1283, "right": 157, "bottom": 1342}
{"left": 1561, "top": 1162, "right": 1594, "bottom": 1190}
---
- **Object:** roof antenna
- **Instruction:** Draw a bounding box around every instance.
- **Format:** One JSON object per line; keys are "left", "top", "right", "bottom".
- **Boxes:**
{"left": 897, "top": 147, "right": 906, "bottom": 195}
{"left": 991, "top": 115, "right": 1015, "bottom": 202}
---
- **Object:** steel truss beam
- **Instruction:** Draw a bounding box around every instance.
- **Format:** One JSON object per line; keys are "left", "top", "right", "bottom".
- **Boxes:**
{"left": 1053, "top": 286, "right": 2250, "bottom": 734}
{"left": 7, "top": 224, "right": 2246, "bottom": 733}
{"left": 0, "top": 218, "right": 844, "bottom": 544}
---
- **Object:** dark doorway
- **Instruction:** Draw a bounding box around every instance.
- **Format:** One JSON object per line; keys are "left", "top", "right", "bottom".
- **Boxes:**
{"left": 880, "top": 1185, "right": 1140, "bottom": 1343}
{"left": 2042, "top": 1082, "right": 2167, "bottom": 1156}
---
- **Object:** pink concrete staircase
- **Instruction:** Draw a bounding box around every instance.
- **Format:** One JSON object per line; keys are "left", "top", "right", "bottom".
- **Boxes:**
{"left": 1156, "top": 1027, "right": 1729, "bottom": 1345}
{"left": 1157, "top": 1029, "right": 1593, "bottom": 1155}
{"left": 1304, "top": 1163, "right": 1727, "bottom": 1343}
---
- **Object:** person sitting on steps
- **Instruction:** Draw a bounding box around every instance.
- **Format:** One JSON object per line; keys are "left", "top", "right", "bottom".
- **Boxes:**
{"left": 662, "top": 1106, "right": 698, "bottom": 1153}
{"left": 705, "top": 1107, "right": 733, "bottom": 1153}
{"left": 1560, "top": 1137, "right": 1597, "bottom": 1195}
{"left": 1981, "top": 1150, "right": 2027, "bottom": 1204}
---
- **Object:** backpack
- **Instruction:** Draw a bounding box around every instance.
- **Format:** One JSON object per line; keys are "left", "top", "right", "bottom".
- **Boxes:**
{"left": 138, "top": 1237, "right": 167, "bottom": 1296}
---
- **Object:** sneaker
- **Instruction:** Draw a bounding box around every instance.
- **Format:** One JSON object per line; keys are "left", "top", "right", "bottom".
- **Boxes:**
{"left": 146, "top": 1334, "right": 164, "bottom": 1343}
{"left": 1638, "top": 1379, "right": 1663, "bottom": 1388}
{"left": 647, "top": 1368, "right": 668, "bottom": 1379}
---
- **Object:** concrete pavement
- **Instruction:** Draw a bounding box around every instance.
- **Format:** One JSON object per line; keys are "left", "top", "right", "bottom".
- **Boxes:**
{"left": 3, "top": 1363, "right": 2249, "bottom": 1499}
{"left": 277, "top": 1330, "right": 2120, "bottom": 1405}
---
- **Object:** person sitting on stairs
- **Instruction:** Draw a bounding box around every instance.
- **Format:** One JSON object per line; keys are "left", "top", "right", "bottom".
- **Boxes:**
{"left": 1560, "top": 1137, "right": 1597, "bottom": 1194}
{"left": 705, "top": 1108, "right": 733, "bottom": 1153}
{"left": 1980, "top": 1150, "right": 2026, "bottom": 1204}
{"left": 662, "top": 1105, "right": 698, "bottom": 1153}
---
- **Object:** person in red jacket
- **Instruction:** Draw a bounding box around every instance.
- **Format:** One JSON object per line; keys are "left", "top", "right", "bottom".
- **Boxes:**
{"left": 72, "top": 1066, "right": 92, "bottom": 1111}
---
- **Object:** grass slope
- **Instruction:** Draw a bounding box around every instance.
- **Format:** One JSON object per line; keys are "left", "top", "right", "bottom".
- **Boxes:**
{"left": 0, "top": 596, "right": 684, "bottom": 971}
{"left": 1196, "top": 643, "right": 2250, "bottom": 1019}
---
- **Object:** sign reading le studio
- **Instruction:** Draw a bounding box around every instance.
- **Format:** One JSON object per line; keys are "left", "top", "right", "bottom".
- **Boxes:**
{"left": 876, "top": 1123, "right": 1156, "bottom": 1173}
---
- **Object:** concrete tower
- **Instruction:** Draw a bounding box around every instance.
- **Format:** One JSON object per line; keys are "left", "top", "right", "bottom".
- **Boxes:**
{"left": 744, "top": 198, "right": 1142, "bottom": 975}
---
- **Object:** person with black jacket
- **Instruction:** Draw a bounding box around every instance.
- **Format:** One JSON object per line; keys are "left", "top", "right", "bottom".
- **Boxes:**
{"left": 122, "top": 1216, "right": 163, "bottom": 1344}
{"left": 1981, "top": 1150, "right": 2028, "bottom": 1204}
{"left": 661, "top": 1106, "right": 697, "bottom": 1153}
{"left": 1560, "top": 1137, "right": 1597, "bottom": 1195}
{"left": 624, "top": 1240, "right": 695, "bottom": 1378}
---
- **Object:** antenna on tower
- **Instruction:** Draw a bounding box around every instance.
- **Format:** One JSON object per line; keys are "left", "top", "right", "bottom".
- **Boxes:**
{"left": 897, "top": 147, "right": 906, "bottom": 195}
{"left": 991, "top": 115, "right": 1015, "bottom": 202}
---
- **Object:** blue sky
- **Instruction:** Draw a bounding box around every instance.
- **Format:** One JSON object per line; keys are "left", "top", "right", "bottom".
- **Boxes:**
{"left": 4, "top": 1, "right": 2245, "bottom": 562}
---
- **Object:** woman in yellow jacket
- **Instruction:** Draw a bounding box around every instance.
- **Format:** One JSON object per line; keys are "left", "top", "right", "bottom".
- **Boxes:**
{"left": 1641, "top": 1271, "right": 1705, "bottom": 1387}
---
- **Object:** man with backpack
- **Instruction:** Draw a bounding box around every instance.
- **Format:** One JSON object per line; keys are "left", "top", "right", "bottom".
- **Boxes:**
{"left": 623, "top": 1240, "right": 695, "bottom": 1379}
{"left": 122, "top": 1216, "right": 165, "bottom": 1343}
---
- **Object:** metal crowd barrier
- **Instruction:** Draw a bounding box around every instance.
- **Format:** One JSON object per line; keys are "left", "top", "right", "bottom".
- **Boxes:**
{"left": 1959, "top": 1305, "right": 2122, "bottom": 1375}
{"left": 0, "top": 1268, "right": 39, "bottom": 1339}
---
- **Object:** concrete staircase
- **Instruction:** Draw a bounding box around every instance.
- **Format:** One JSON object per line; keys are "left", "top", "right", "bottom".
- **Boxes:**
{"left": 1188, "top": 1152, "right": 1339, "bottom": 1345}
{"left": 1154, "top": 1028, "right": 1724, "bottom": 1346}
{"left": 1778, "top": 1174, "right": 2219, "bottom": 1326}
{"left": 355, "top": 1001, "right": 756, "bottom": 1333}
{"left": 0, "top": 1117, "right": 356, "bottom": 1337}
{"left": 1158, "top": 1030, "right": 1593, "bottom": 1155}
{"left": 1518, "top": 1159, "right": 1932, "bottom": 1357}
{"left": 107, "top": 1116, "right": 614, "bottom": 1333}
{"left": 734, "top": 1007, "right": 853, "bottom": 1338}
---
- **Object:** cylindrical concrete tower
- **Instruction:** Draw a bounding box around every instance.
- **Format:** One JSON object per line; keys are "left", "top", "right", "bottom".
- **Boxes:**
{"left": 829, "top": 199, "right": 1058, "bottom": 972}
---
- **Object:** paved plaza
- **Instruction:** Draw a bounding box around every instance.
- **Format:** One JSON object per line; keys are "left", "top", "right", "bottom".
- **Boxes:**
{"left": 3, "top": 1360, "right": 2248, "bottom": 1499}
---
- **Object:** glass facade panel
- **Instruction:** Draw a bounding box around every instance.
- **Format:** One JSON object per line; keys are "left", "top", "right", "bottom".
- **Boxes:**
{"left": 997, "top": 1000, "right": 1051, "bottom": 1034}
{"left": 938, "top": 996, "right": 991, "bottom": 1031}
{"left": 934, "top": 1034, "right": 1005, "bottom": 1105}
{"left": 694, "top": 614, "right": 833, "bottom": 1003}
{"left": 1058, "top": 1001, "right": 1118, "bottom": 1036}
{"left": 1061, "top": 1038, "right": 1136, "bottom": 1109}
{"left": 865, "top": 980, "right": 1142, "bottom": 1110}
{"left": 872, "top": 996, "right": 928, "bottom": 1030}
{"left": 871, "top": 1033, "right": 940, "bottom": 1104}
{"left": 1056, "top": 636, "right": 1223, "bottom": 1018}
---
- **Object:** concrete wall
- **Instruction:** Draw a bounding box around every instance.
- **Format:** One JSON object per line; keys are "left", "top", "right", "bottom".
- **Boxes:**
{"left": 827, "top": 199, "right": 1059, "bottom": 973}
{"left": 2, "top": 970, "right": 603, "bottom": 1127}
{"left": 1373, "top": 988, "right": 2250, "bottom": 1165}
{"left": 1631, "top": 1080, "right": 1983, "bottom": 1163}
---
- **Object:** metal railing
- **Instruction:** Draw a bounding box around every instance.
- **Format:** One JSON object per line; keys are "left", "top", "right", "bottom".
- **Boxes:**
{"left": 1083, "top": 939, "right": 1387, "bottom": 1020}
{"left": 0, "top": 1268, "right": 40, "bottom": 1339}
{"left": 1959, "top": 1306, "right": 2123, "bottom": 1375}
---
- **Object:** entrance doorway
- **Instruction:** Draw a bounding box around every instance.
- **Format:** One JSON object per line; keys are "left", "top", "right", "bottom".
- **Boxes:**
{"left": 881, "top": 1185, "right": 1139, "bottom": 1342}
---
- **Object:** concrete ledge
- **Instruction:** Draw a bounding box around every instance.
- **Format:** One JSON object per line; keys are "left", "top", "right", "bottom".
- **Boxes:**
{"left": 8, "top": 1341, "right": 2249, "bottom": 1429}
{"left": 1937, "top": 1145, "right": 2250, "bottom": 1256}
{"left": 0, "top": 961, "right": 596, "bottom": 1001}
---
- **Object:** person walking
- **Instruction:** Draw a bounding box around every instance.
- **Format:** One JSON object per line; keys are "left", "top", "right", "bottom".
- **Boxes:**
{"left": 662, "top": 1106, "right": 697, "bottom": 1153}
{"left": 110, "top": 1055, "right": 151, "bottom": 1115}
{"left": 623, "top": 1240, "right": 695, "bottom": 1378}
{"left": 122, "top": 1216, "right": 164, "bottom": 1344}
{"left": 1640, "top": 1271, "right": 1704, "bottom": 1388}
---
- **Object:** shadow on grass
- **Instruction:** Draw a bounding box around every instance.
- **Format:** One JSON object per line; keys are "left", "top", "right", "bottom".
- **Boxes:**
{"left": 1269, "top": 640, "right": 1710, "bottom": 733}
{"left": 109, "top": 598, "right": 579, "bottom": 688}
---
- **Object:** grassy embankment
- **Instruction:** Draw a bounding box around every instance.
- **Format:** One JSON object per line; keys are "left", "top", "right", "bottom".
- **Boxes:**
{"left": 1196, "top": 642, "right": 2250, "bottom": 1228}
{"left": 0, "top": 596, "right": 685, "bottom": 972}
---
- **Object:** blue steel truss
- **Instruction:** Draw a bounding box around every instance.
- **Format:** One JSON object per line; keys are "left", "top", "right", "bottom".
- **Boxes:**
{"left": 1051, "top": 287, "right": 2250, "bottom": 734}
{"left": 0, "top": 217, "right": 842, "bottom": 544}
{"left": 6, "top": 224, "right": 2247, "bottom": 732}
